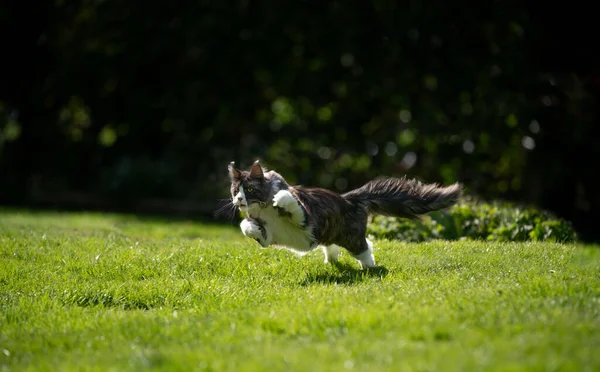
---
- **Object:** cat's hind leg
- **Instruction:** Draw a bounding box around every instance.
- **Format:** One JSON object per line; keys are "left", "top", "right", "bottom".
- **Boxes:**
{"left": 345, "top": 238, "right": 376, "bottom": 269}
{"left": 272, "top": 190, "right": 305, "bottom": 226}
{"left": 322, "top": 244, "right": 341, "bottom": 264}
{"left": 240, "top": 218, "right": 270, "bottom": 247}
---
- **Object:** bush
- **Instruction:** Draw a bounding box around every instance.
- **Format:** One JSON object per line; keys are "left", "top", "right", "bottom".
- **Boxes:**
{"left": 367, "top": 200, "right": 578, "bottom": 243}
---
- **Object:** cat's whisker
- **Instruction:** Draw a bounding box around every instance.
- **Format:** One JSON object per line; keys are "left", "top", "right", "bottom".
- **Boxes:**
{"left": 213, "top": 200, "right": 236, "bottom": 220}
{"left": 230, "top": 205, "right": 239, "bottom": 222}
{"left": 217, "top": 200, "right": 241, "bottom": 223}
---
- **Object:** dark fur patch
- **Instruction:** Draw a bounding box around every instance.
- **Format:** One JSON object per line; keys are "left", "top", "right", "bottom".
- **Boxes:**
{"left": 291, "top": 187, "right": 367, "bottom": 252}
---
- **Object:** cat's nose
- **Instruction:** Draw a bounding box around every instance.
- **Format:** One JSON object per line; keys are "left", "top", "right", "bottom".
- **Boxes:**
{"left": 237, "top": 196, "right": 244, "bottom": 201}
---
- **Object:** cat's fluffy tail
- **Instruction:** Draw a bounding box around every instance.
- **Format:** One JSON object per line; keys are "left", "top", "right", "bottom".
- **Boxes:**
{"left": 342, "top": 177, "right": 463, "bottom": 219}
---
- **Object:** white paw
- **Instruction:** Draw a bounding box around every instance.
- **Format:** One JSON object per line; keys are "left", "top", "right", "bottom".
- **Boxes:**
{"left": 240, "top": 219, "right": 267, "bottom": 247}
{"left": 355, "top": 239, "right": 376, "bottom": 269}
{"left": 272, "top": 190, "right": 296, "bottom": 210}
{"left": 273, "top": 190, "right": 305, "bottom": 226}
{"left": 240, "top": 219, "right": 261, "bottom": 238}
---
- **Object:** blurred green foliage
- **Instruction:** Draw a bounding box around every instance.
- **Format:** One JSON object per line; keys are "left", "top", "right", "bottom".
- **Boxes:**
{"left": 0, "top": 1, "right": 598, "bottom": 239}
{"left": 368, "top": 200, "right": 577, "bottom": 243}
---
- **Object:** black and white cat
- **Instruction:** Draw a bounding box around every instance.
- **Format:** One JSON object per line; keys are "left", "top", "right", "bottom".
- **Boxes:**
{"left": 228, "top": 160, "right": 462, "bottom": 268}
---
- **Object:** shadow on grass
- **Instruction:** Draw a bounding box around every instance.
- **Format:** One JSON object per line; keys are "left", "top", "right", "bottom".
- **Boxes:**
{"left": 299, "top": 261, "right": 389, "bottom": 286}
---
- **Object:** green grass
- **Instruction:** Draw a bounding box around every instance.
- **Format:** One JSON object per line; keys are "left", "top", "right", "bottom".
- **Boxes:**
{"left": 1, "top": 209, "right": 599, "bottom": 372}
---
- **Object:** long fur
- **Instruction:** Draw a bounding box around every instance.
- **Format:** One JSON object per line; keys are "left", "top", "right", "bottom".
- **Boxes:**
{"left": 343, "top": 177, "right": 463, "bottom": 219}
{"left": 227, "top": 160, "right": 463, "bottom": 268}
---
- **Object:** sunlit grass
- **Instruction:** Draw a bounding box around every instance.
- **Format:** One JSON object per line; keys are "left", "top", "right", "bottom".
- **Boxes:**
{"left": 1, "top": 209, "right": 599, "bottom": 371}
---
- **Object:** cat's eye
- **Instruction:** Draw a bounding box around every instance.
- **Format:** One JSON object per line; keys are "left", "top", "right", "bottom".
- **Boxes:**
{"left": 246, "top": 187, "right": 253, "bottom": 193}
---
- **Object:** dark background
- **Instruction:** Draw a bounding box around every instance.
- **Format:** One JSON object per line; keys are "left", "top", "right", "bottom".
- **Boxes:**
{"left": 1, "top": 1, "right": 599, "bottom": 241}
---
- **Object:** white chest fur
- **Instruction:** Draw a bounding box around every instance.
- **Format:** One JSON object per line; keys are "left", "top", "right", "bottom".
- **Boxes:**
{"left": 247, "top": 204, "right": 315, "bottom": 254}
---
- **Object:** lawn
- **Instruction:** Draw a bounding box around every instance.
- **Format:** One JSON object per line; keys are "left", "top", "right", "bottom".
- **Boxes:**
{"left": 1, "top": 209, "right": 599, "bottom": 371}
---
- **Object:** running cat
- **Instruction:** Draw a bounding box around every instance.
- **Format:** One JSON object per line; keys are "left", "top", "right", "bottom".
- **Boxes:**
{"left": 228, "top": 159, "right": 462, "bottom": 268}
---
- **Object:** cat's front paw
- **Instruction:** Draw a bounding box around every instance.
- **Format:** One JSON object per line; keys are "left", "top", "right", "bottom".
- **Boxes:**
{"left": 273, "top": 190, "right": 305, "bottom": 226}
{"left": 240, "top": 219, "right": 268, "bottom": 247}
{"left": 272, "top": 190, "right": 296, "bottom": 211}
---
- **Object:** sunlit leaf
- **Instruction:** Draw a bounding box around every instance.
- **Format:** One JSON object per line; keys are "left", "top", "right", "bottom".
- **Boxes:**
{"left": 397, "top": 129, "right": 415, "bottom": 147}
{"left": 99, "top": 127, "right": 117, "bottom": 147}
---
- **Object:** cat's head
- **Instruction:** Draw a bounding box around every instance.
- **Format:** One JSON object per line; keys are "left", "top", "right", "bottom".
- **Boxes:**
{"left": 228, "top": 160, "right": 271, "bottom": 208}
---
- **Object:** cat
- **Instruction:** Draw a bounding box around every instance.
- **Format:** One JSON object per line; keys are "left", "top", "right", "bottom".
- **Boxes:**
{"left": 228, "top": 159, "right": 463, "bottom": 269}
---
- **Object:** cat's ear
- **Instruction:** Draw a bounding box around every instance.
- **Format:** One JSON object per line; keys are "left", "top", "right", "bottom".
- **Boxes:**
{"left": 249, "top": 159, "right": 264, "bottom": 179}
{"left": 228, "top": 161, "right": 241, "bottom": 180}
